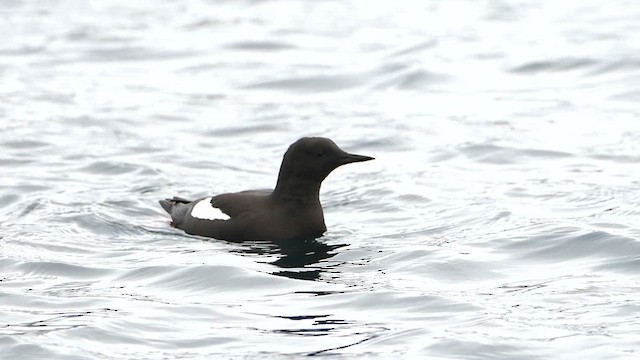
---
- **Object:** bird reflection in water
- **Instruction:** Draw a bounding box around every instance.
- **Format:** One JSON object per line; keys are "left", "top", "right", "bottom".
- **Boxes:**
{"left": 227, "top": 237, "right": 347, "bottom": 281}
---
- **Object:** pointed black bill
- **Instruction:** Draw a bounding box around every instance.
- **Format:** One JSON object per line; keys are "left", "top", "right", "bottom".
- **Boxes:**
{"left": 339, "top": 152, "right": 375, "bottom": 165}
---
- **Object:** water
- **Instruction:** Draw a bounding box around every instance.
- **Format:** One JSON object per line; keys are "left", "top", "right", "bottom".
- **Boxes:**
{"left": 2, "top": 0, "right": 640, "bottom": 358}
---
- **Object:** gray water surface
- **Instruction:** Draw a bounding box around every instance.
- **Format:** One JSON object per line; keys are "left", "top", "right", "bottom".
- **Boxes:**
{"left": 2, "top": 0, "right": 640, "bottom": 359}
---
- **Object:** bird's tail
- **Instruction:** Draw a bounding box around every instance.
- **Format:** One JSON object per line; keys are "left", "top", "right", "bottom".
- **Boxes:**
{"left": 158, "top": 197, "right": 192, "bottom": 214}
{"left": 159, "top": 199, "right": 173, "bottom": 213}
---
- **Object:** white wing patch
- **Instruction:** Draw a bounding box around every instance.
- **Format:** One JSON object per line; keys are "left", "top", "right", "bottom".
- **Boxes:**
{"left": 191, "top": 197, "right": 230, "bottom": 220}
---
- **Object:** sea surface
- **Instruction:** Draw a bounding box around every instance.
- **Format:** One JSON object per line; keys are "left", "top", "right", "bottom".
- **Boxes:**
{"left": 1, "top": 0, "right": 640, "bottom": 358}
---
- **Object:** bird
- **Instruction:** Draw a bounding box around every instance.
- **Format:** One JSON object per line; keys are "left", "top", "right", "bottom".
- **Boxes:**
{"left": 159, "top": 137, "right": 374, "bottom": 241}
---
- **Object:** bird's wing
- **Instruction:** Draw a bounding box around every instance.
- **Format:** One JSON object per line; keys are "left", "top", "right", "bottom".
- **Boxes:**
{"left": 210, "top": 190, "right": 272, "bottom": 218}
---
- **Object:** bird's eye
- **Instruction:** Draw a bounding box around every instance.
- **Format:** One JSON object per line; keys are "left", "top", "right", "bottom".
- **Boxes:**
{"left": 316, "top": 152, "right": 325, "bottom": 157}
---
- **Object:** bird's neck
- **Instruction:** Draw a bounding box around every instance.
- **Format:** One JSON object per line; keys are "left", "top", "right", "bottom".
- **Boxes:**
{"left": 272, "top": 177, "right": 322, "bottom": 203}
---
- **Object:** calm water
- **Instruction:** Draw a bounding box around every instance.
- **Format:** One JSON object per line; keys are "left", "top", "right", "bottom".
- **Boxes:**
{"left": 2, "top": 0, "right": 640, "bottom": 358}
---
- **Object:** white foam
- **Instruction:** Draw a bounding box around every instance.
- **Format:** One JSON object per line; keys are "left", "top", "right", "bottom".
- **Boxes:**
{"left": 191, "top": 197, "right": 230, "bottom": 220}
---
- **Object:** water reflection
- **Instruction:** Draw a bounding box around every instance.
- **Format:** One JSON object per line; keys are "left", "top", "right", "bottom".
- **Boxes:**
{"left": 228, "top": 237, "right": 347, "bottom": 281}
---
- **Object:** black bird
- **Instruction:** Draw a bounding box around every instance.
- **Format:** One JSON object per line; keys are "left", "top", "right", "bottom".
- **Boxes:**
{"left": 159, "top": 137, "right": 374, "bottom": 241}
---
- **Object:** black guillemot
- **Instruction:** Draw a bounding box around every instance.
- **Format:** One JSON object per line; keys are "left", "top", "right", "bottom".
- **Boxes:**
{"left": 159, "top": 137, "right": 374, "bottom": 241}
